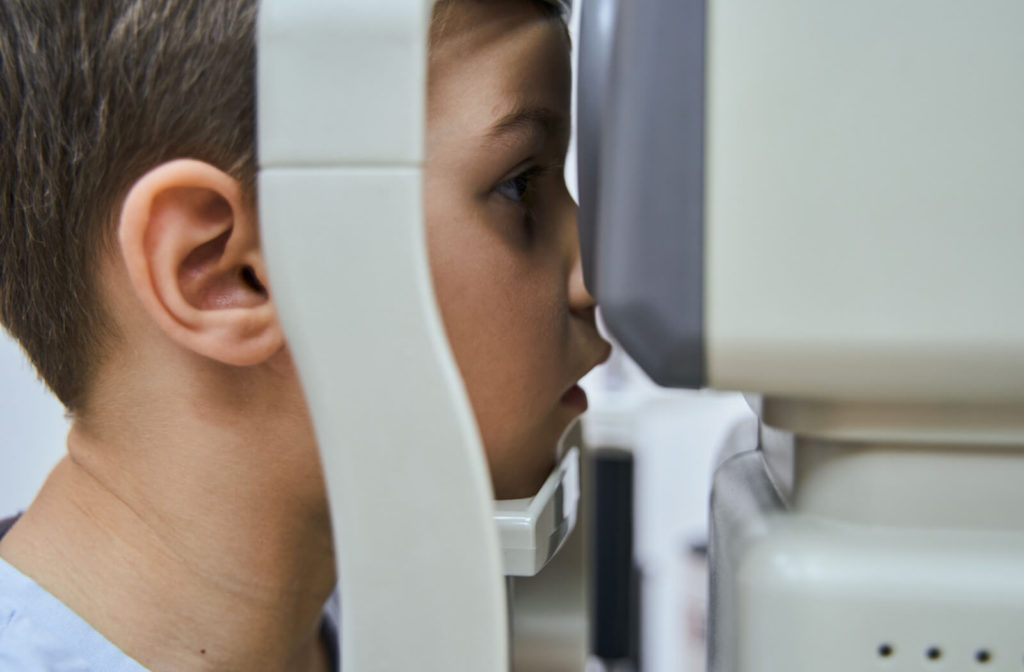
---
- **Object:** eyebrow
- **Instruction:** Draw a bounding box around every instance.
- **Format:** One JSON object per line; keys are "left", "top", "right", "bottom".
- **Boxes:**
{"left": 486, "top": 105, "right": 568, "bottom": 143}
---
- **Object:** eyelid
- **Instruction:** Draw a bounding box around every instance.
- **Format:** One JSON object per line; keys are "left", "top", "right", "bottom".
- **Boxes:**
{"left": 497, "top": 161, "right": 562, "bottom": 187}
{"left": 497, "top": 158, "right": 537, "bottom": 185}
{"left": 495, "top": 163, "right": 561, "bottom": 202}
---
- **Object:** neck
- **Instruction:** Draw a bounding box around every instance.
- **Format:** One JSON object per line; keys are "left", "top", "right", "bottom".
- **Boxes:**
{"left": 0, "top": 374, "right": 335, "bottom": 672}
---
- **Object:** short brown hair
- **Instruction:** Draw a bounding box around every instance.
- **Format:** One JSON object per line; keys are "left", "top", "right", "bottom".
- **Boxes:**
{"left": 431, "top": 0, "right": 566, "bottom": 42}
{"left": 0, "top": 0, "right": 566, "bottom": 411}
{"left": 0, "top": 0, "right": 258, "bottom": 409}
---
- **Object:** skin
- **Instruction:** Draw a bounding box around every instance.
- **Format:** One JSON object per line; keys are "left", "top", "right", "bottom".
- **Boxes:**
{"left": 0, "top": 1, "right": 609, "bottom": 670}
{"left": 427, "top": 0, "right": 610, "bottom": 497}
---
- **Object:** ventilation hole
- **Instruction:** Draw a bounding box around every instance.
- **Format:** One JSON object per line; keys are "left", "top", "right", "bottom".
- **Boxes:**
{"left": 975, "top": 650, "right": 991, "bottom": 664}
{"left": 927, "top": 647, "right": 942, "bottom": 661}
{"left": 878, "top": 643, "right": 894, "bottom": 658}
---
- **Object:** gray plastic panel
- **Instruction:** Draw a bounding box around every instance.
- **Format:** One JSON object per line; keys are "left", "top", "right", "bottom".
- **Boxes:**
{"left": 580, "top": 0, "right": 707, "bottom": 388}
{"left": 577, "top": 0, "right": 619, "bottom": 296}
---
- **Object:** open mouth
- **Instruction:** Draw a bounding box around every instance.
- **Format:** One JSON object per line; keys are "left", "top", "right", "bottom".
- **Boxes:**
{"left": 560, "top": 383, "right": 588, "bottom": 411}
{"left": 560, "top": 342, "right": 613, "bottom": 412}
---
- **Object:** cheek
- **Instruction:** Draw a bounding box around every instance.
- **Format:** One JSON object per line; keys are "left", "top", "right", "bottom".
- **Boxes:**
{"left": 425, "top": 201, "right": 569, "bottom": 481}
{"left": 429, "top": 220, "right": 564, "bottom": 399}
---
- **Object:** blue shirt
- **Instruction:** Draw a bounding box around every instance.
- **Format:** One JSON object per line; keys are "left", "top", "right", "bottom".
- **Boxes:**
{"left": 0, "top": 516, "right": 340, "bottom": 671}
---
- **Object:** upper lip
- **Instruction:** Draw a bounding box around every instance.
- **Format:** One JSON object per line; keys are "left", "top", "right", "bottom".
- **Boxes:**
{"left": 592, "top": 341, "right": 613, "bottom": 369}
{"left": 565, "top": 340, "right": 613, "bottom": 395}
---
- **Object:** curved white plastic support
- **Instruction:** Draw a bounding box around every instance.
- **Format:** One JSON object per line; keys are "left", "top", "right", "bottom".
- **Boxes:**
{"left": 257, "top": 2, "right": 508, "bottom": 670}
{"left": 496, "top": 447, "right": 581, "bottom": 577}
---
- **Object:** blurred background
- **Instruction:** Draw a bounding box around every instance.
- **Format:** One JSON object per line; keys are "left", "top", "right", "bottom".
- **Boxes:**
{"left": 0, "top": 330, "right": 69, "bottom": 515}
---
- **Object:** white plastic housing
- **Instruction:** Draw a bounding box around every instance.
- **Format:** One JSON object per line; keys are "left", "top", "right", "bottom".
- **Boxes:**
{"left": 496, "top": 448, "right": 581, "bottom": 577}
{"left": 258, "top": 2, "right": 507, "bottom": 670}
{"left": 712, "top": 439, "right": 1024, "bottom": 672}
{"left": 705, "top": 0, "right": 1024, "bottom": 406}
{"left": 738, "top": 516, "right": 1024, "bottom": 672}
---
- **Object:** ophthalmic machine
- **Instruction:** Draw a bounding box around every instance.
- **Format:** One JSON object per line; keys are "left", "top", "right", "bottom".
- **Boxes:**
{"left": 579, "top": 1, "right": 1024, "bottom": 671}
{"left": 257, "top": 0, "right": 1024, "bottom": 670}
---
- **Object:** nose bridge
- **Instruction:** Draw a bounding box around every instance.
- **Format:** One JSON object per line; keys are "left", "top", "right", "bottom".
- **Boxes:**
{"left": 561, "top": 192, "right": 596, "bottom": 312}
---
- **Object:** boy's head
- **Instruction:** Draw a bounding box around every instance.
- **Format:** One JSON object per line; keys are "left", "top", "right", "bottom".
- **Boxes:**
{"left": 0, "top": 0, "right": 608, "bottom": 498}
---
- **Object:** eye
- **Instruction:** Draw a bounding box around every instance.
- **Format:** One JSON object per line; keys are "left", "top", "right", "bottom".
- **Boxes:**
{"left": 495, "top": 167, "right": 544, "bottom": 204}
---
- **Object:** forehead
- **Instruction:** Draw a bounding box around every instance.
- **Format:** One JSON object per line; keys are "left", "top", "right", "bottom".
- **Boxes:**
{"left": 427, "top": 1, "right": 571, "bottom": 136}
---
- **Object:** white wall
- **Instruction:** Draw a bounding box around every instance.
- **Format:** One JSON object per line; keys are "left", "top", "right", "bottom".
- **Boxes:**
{"left": 0, "top": 331, "right": 69, "bottom": 516}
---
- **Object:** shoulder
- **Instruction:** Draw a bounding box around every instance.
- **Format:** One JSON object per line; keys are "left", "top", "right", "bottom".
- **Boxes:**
{"left": 0, "top": 545, "right": 110, "bottom": 670}
{"left": 0, "top": 530, "right": 148, "bottom": 672}
{"left": 0, "top": 599, "right": 91, "bottom": 671}
{"left": 0, "top": 556, "right": 92, "bottom": 671}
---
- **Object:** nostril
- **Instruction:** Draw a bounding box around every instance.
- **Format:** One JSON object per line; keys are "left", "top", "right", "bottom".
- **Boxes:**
{"left": 569, "top": 304, "right": 597, "bottom": 326}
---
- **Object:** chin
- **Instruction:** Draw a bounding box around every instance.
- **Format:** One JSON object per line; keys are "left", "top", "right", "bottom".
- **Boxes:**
{"left": 494, "top": 474, "right": 548, "bottom": 500}
{"left": 491, "top": 438, "right": 561, "bottom": 500}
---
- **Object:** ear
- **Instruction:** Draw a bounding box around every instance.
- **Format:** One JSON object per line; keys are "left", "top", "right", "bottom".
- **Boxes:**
{"left": 118, "top": 159, "right": 283, "bottom": 366}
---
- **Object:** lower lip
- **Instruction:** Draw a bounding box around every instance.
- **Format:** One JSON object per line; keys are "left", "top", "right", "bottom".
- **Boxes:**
{"left": 560, "top": 384, "right": 588, "bottom": 412}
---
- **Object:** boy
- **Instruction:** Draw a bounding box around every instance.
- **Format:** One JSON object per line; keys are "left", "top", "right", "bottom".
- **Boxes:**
{"left": 0, "top": 0, "right": 610, "bottom": 670}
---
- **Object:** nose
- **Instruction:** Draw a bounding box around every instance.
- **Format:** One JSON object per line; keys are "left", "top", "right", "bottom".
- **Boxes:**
{"left": 563, "top": 197, "right": 597, "bottom": 318}
{"left": 569, "top": 250, "right": 596, "bottom": 315}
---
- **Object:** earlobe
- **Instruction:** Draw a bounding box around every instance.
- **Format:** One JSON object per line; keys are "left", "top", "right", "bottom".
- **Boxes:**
{"left": 118, "top": 159, "right": 283, "bottom": 366}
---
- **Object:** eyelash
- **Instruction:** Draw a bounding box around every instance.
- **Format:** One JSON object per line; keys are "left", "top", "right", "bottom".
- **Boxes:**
{"left": 495, "top": 166, "right": 548, "bottom": 205}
